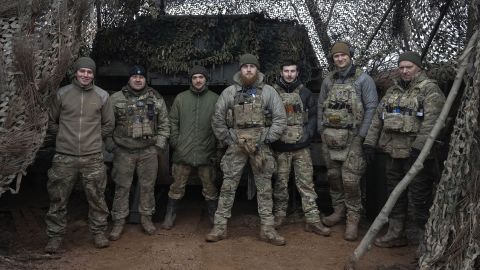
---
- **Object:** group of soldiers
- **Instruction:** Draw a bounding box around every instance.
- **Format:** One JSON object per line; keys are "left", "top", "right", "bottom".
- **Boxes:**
{"left": 43, "top": 41, "right": 445, "bottom": 254}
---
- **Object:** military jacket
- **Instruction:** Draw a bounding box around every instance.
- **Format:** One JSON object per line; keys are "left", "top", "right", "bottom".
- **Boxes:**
{"left": 169, "top": 86, "right": 218, "bottom": 166}
{"left": 110, "top": 85, "right": 170, "bottom": 150}
{"left": 364, "top": 71, "right": 445, "bottom": 158}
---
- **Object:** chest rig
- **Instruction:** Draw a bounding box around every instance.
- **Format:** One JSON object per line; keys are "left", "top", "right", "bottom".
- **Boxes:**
{"left": 275, "top": 84, "right": 306, "bottom": 144}
{"left": 321, "top": 69, "right": 364, "bottom": 161}
{"left": 381, "top": 79, "right": 430, "bottom": 134}
{"left": 231, "top": 86, "right": 265, "bottom": 129}
{"left": 118, "top": 90, "right": 158, "bottom": 139}
{"left": 322, "top": 69, "right": 364, "bottom": 129}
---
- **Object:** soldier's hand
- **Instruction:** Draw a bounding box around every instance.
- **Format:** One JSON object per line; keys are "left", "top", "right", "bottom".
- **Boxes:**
{"left": 104, "top": 137, "right": 116, "bottom": 153}
{"left": 362, "top": 144, "right": 376, "bottom": 164}
{"left": 408, "top": 147, "right": 421, "bottom": 166}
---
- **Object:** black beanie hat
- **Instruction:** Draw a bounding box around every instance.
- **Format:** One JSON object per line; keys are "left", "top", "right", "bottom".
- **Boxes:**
{"left": 129, "top": 65, "right": 146, "bottom": 77}
{"left": 398, "top": 51, "right": 423, "bottom": 69}
{"left": 189, "top": 65, "right": 208, "bottom": 80}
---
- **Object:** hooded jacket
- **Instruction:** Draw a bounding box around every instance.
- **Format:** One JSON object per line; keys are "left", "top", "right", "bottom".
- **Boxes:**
{"left": 169, "top": 86, "right": 219, "bottom": 166}
{"left": 48, "top": 78, "right": 114, "bottom": 156}
{"left": 212, "top": 71, "right": 286, "bottom": 146}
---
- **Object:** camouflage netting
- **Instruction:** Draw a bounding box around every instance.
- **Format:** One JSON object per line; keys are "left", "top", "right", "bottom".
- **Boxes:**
{"left": 91, "top": 13, "right": 319, "bottom": 84}
{"left": 419, "top": 4, "right": 480, "bottom": 269}
{"left": 0, "top": 0, "right": 90, "bottom": 197}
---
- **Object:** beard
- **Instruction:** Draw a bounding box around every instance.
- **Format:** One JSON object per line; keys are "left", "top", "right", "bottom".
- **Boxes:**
{"left": 240, "top": 72, "right": 258, "bottom": 87}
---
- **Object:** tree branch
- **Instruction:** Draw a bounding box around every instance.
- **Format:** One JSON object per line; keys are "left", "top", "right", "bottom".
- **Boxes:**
{"left": 421, "top": 0, "right": 454, "bottom": 60}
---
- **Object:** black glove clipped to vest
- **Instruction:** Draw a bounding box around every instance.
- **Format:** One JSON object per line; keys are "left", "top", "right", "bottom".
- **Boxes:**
{"left": 362, "top": 145, "right": 376, "bottom": 164}
{"left": 408, "top": 147, "right": 421, "bottom": 166}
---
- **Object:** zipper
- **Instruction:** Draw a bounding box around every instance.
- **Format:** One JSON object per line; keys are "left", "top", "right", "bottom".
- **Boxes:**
{"left": 79, "top": 91, "right": 84, "bottom": 155}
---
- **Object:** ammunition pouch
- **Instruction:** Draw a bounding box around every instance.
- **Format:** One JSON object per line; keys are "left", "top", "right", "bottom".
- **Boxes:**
{"left": 280, "top": 125, "right": 303, "bottom": 144}
{"left": 323, "top": 108, "right": 355, "bottom": 129}
{"left": 383, "top": 113, "right": 420, "bottom": 134}
{"left": 323, "top": 128, "right": 350, "bottom": 150}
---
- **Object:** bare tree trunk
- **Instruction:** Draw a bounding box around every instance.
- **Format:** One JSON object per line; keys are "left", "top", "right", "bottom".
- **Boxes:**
{"left": 304, "top": 0, "right": 332, "bottom": 62}
{"left": 344, "top": 29, "right": 479, "bottom": 270}
{"left": 95, "top": 0, "right": 101, "bottom": 30}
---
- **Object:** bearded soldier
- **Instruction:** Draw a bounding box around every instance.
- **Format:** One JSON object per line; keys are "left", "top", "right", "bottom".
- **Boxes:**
{"left": 108, "top": 65, "right": 170, "bottom": 241}
{"left": 271, "top": 60, "right": 330, "bottom": 236}
{"left": 161, "top": 65, "right": 219, "bottom": 229}
{"left": 363, "top": 52, "right": 445, "bottom": 249}
{"left": 206, "top": 54, "right": 287, "bottom": 245}
{"left": 45, "top": 57, "right": 114, "bottom": 252}
{"left": 317, "top": 41, "right": 378, "bottom": 241}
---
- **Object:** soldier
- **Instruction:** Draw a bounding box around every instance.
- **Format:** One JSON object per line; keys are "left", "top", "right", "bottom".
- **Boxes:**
{"left": 271, "top": 60, "right": 330, "bottom": 236}
{"left": 206, "top": 54, "right": 287, "bottom": 245}
{"left": 317, "top": 41, "right": 378, "bottom": 241}
{"left": 161, "top": 65, "right": 219, "bottom": 229}
{"left": 45, "top": 57, "right": 114, "bottom": 252}
{"left": 108, "top": 65, "right": 170, "bottom": 241}
{"left": 363, "top": 51, "right": 445, "bottom": 248}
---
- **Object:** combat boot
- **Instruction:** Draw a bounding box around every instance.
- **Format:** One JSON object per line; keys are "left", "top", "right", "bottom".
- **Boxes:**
{"left": 274, "top": 215, "right": 285, "bottom": 228}
{"left": 44, "top": 236, "right": 63, "bottom": 254}
{"left": 205, "top": 200, "right": 217, "bottom": 225}
{"left": 161, "top": 198, "right": 178, "bottom": 230}
{"left": 93, "top": 233, "right": 110, "bottom": 249}
{"left": 344, "top": 212, "right": 360, "bottom": 241}
{"left": 141, "top": 215, "right": 156, "bottom": 235}
{"left": 322, "top": 204, "right": 345, "bottom": 227}
{"left": 259, "top": 225, "right": 286, "bottom": 246}
{"left": 109, "top": 218, "right": 125, "bottom": 241}
{"left": 205, "top": 224, "right": 227, "bottom": 242}
{"left": 305, "top": 222, "right": 331, "bottom": 236}
{"left": 374, "top": 218, "right": 408, "bottom": 248}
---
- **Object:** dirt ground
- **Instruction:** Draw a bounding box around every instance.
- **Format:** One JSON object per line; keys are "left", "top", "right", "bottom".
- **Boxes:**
{"left": 0, "top": 182, "right": 418, "bottom": 270}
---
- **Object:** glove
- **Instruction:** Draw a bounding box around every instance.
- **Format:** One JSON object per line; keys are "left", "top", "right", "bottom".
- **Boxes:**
{"left": 104, "top": 137, "right": 116, "bottom": 153}
{"left": 408, "top": 147, "right": 421, "bottom": 166}
{"left": 362, "top": 144, "right": 376, "bottom": 164}
{"left": 155, "top": 136, "right": 167, "bottom": 151}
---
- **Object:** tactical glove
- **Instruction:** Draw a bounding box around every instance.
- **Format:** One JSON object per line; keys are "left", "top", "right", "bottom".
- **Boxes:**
{"left": 104, "top": 137, "right": 116, "bottom": 153}
{"left": 362, "top": 144, "right": 376, "bottom": 164}
{"left": 408, "top": 147, "right": 421, "bottom": 166}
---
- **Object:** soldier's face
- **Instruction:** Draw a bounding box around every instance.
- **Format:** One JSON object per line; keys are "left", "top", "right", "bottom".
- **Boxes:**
{"left": 281, "top": 65, "right": 299, "bottom": 83}
{"left": 75, "top": 68, "right": 94, "bottom": 86}
{"left": 240, "top": 64, "right": 258, "bottom": 79}
{"left": 128, "top": 75, "right": 146, "bottom": 91}
{"left": 332, "top": 52, "right": 351, "bottom": 70}
{"left": 191, "top": 74, "right": 206, "bottom": 91}
{"left": 398, "top": 61, "right": 421, "bottom": 82}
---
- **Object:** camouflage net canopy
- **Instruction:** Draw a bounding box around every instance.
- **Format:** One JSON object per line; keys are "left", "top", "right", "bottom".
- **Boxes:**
{"left": 91, "top": 13, "right": 319, "bottom": 84}
{"left": 0, "top": 0, "right": 90, "bottom": 197}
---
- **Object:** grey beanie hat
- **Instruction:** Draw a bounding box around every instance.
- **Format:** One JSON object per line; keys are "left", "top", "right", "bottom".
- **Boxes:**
{"left": 398, "top": 51, "right": 423, "bottom": 69}
{"left": 189, "top": 65, "right": 208, "bottom": 80}
{"left": 239, "top": 53, "right": 260, "bottom": 68}
{"left": 74, "top": 57, "right": 96, "bottom": 73}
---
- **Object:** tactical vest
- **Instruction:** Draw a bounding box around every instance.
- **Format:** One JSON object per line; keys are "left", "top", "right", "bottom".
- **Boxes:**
{"left": 322, "top": 69, "right": 364, "bottom": 158}
{"left": 116, "top": 90, "right": 159, "bottom": 139}
{"left": 381, "top": 79, "right": 432, "bottom": 134}
{"left": 274, "top": 83, "right": 306, "bottom": 144}
{"left": 228, "top": 86, "right": 266, "bottom": 142}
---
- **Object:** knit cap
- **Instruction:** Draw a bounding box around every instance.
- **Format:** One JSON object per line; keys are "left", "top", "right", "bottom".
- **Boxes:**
{"left": 74, "top": 57, "right": 96, "bottom": 73}
{"left": 239, "top": 54, "right": 260, "bottom": 68}
{"left": 398, "top": 51, "right": 423, "bottom": 69}
{"left": 189, "top": 65, "right": 208, "bottom": 80}
{"left": 330, "top": 42, "right": 351, "bottom": 57}
{"left": 129, "top": 65, "right": 146, "bottom": 77}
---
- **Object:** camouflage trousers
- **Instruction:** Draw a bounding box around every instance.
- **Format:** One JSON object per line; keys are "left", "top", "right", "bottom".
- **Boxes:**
{"left": 168, "top": 163, "right": 218, "bottom": 200}
{"left": 214, "top": 144, "right": 276, "bottom": 226}
{"left": 111, "top": 146, "right": 158, "bottom": 220}
{"left": 45, "top": 152, "right": 109, "bottom": 238}
{"left": 323, "top": 137, "right": 366, "bottom": 215}
{"left": 386, "top": 156, "right": 438, "bottom": 228}
{"left": 273, "top": 147, "right": 320, "bottom": 224}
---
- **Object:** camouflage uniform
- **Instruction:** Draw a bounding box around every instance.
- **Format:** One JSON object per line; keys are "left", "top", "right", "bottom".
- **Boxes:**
{"left": 110, "top": 85, "right": 170, "bottom": 221}
{"left": 317, "top": 65, "right": 378, "bottom": 218}
{"left": 364, "top": 71, "right": 445, "bottom": 227}
{"left": 45, "top": 77, "right": 114, "bottom": 239}
{"left": 211, "top": 72, "right": 286, "bottom": 226}
{"left": 271, "top": 79, "right": 320, "bottom": 224}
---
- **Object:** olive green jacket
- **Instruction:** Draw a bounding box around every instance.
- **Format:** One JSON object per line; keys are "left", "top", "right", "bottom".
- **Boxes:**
{"left": 364, "top": 71, "right": 445, "bottom": 158}
{"left": 169, "top": 86, "right": 219, "bottom": 166}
